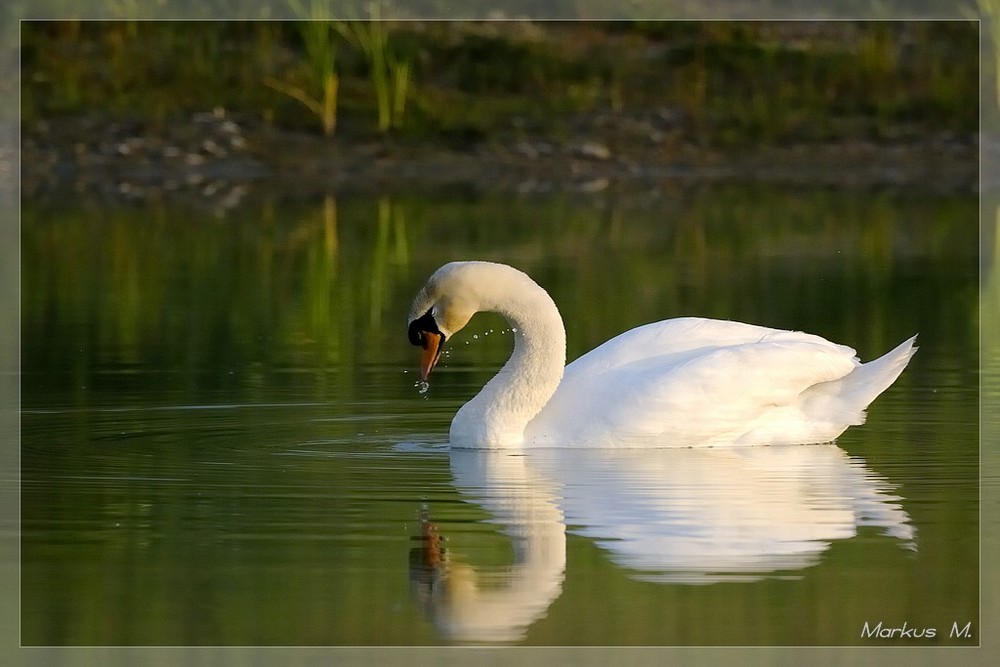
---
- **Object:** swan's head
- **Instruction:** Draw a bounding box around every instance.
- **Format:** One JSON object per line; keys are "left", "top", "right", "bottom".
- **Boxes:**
{"left": 407, "top": 262, "right": 484, "bottom": 381}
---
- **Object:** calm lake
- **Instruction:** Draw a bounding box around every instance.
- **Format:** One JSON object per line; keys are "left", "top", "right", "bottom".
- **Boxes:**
{"left": 21, "top": 182, "right": 979, "bottom": 646}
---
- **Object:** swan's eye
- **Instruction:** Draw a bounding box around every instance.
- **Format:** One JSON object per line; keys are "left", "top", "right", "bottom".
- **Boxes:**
{"left": 409, "top": 328, "right": 425, "bottom": 348}
{"left": 408, "top": 310, "right": 441, "bottom": 348}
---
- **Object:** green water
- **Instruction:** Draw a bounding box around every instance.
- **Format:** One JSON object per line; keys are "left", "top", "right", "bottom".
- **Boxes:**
{"left": 20, "top": 184, "right": 978, "bottom": 645}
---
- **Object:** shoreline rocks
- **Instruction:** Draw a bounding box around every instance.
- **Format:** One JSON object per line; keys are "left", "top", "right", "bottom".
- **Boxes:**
{"left": 21, "top": 109, "right": 979, "bottom": 210}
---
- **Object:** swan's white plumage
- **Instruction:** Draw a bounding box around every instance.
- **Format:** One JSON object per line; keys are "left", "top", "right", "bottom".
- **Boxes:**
{"left": 529, "top": 319, "right": 916, "bottom": 447}
{"left": 408, "top": 261, "right": 916, "bottom": 449}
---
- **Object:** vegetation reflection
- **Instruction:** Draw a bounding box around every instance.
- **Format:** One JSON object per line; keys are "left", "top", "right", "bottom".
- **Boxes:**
{"left": 22, "top": 186, "right": 977, "bottom": 404}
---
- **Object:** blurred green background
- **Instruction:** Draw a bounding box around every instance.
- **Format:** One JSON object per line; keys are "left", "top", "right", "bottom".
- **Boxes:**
{"left": 20, "top": 20, "right": 979, "bottom": 145}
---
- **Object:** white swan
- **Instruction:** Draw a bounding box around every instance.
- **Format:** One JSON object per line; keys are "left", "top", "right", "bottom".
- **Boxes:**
{"left": 407, "top": 261, "right": 916, "bottom": 449}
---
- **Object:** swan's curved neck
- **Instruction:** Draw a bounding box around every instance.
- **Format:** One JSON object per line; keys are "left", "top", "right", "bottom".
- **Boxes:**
{"left": 450, "top": 272, "right": 566, "bottom": 448}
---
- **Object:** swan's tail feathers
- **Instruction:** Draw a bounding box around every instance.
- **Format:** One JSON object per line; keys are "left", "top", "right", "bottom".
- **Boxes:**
{"left": 840, "top": 335, "right": 918, "bottom": 412}
{"left": 801, "top": 335, "right": 916, "bottom": 434}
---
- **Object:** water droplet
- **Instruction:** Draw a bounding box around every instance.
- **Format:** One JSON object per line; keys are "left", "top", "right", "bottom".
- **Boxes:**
{"left": 473, "top": 334, "right": 479, "bottom": 339}
{"left": 415, "top": 380, "right": 430, "bottom": 395}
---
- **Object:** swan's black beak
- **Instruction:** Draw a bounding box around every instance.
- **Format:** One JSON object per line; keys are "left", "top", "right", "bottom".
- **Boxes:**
{"left": 408, "top": 311, "right": 446, "bottom": 382}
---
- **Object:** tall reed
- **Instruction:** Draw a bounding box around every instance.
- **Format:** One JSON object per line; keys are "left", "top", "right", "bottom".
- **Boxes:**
{"left": 336, "top": 4, "right": 411, "bottom": 133}
{"left": 265, "top": 0, "right": 341, "bottom": 136}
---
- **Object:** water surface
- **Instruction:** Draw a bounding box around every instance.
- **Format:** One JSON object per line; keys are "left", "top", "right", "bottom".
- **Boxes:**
{"left": 21, "top": 184, "right": 978, "bottom": 645}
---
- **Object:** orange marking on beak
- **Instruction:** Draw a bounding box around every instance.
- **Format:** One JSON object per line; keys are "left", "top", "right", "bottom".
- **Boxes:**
{"left": 419, "top": 332, "right": 444, "bottom": 382}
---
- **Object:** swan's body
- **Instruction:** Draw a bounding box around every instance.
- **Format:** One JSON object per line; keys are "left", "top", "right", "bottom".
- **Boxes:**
{"left": 408, "top": 261, "right": 916, "bottom": 449}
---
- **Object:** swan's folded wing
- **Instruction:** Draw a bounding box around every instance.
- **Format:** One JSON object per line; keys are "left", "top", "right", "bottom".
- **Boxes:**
{"left": 535, "top": 339, "right": 860, "bottom": 447}
{"left": 562, "top": 317, "right": 850, "bottom": 382}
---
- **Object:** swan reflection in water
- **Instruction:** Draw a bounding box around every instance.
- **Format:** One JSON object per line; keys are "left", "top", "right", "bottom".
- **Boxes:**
{"left": 409, "top": 444, "right": 914, "bottom": 643}
{"left": 409, "top": 451, "right": 566, "bottom": 643}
